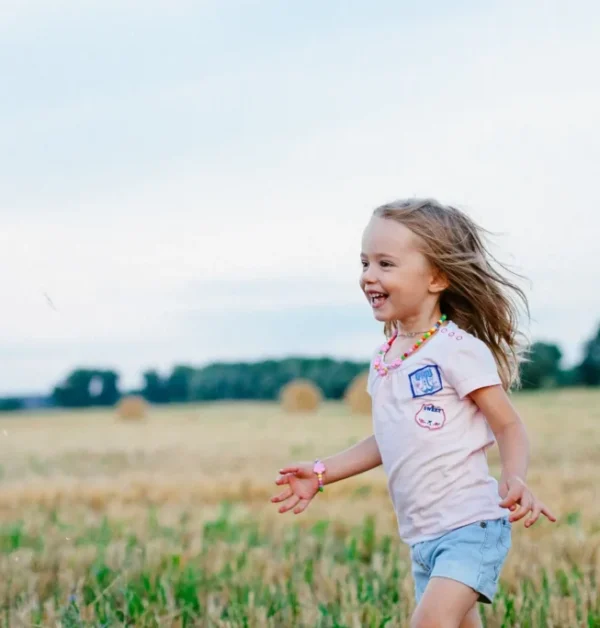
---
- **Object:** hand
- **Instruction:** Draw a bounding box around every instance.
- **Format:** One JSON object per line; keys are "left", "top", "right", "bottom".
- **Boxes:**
{"left": 499, "top": 476, "right": 557, "bottom": 528}
{"left": 271, "top": 462, "right": 320, "bottom": 515}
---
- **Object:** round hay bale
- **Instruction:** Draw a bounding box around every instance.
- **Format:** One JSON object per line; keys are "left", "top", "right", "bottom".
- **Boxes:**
{"left": 116, "top": 395, "right": 148, "bottom": 421}
{"left": 280, "top": 379, "right": 323, "bottom": 413}
{"left": 344, "top": 372, "right": 372, "bottom": 415}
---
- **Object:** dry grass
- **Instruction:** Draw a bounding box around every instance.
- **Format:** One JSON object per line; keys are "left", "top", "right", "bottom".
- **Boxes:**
{"left": 0, "top": 389, "right": 599, "bottom": 626}
{"left": 279, "top": 379, "right": 323, "bottom": 413}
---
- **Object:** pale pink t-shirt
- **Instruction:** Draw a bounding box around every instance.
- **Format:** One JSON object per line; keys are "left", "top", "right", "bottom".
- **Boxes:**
{"left": 367, "top": 320, "right": 507, "bottom": 546}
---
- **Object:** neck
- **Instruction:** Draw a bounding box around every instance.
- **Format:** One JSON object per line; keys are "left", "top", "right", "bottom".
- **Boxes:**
{"left": 396, "top": 305, "right": 444, "bottom": 334}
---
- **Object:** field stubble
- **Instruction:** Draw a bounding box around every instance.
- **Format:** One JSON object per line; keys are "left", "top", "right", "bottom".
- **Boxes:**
{"left": 0, "top": 389, "right": 599, "bottom": 627}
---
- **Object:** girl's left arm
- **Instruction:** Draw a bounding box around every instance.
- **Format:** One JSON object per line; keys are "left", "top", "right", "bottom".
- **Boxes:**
{"left": 469, "top": 385, "right": 557, "bottom": 528}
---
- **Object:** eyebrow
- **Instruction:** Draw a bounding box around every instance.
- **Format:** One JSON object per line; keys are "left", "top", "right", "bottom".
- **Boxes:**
{"left": 360, "top": 252, "right": 400, "bottom": 259}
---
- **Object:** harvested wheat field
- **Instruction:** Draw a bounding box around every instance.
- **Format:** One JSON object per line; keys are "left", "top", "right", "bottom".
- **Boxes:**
{"left": 1, "top": 389, "right": 599, "bottom": 627}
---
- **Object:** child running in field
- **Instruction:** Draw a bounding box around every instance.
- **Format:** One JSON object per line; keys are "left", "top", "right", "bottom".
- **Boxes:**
{"left": 271, "top": 199, "right": 556, "bottom": 628}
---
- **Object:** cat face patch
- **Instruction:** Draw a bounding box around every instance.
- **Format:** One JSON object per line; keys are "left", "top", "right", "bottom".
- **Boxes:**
{"left": 415, "top": 403, "right": 446, "bottom": 430}
{"left": 408, "top": 365, "right": 443, "bottom": 398}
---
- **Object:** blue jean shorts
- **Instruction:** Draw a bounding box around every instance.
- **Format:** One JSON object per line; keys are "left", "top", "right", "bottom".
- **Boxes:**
{"left": 410, "top": 517, "right": 512, "bottom": 604}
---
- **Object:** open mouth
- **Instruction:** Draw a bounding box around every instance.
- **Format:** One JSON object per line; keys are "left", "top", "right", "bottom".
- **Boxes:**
{"left": 368, "top": 292, "right": 388, "bottom": 309}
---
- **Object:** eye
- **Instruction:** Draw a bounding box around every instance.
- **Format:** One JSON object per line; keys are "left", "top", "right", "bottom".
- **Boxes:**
{"left": 361, "top": 259, "right": 368, "bottom": 269}
{"left": 380, "top": 260, "right": 394, "bottom": 268}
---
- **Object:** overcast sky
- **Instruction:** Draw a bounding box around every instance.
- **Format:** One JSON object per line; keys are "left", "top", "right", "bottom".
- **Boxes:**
{"left": 1, "top": 1, "right": 598, "bottom": 395}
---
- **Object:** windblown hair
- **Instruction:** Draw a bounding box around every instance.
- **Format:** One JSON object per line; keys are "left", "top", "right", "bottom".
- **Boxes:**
{"left": 373, "top": 198, "right": 529, "bottom": 390}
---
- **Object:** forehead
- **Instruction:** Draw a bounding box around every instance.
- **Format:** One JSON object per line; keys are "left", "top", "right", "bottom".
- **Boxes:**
{"left": 361, "top": 216, "right": 420, "bottom": 255}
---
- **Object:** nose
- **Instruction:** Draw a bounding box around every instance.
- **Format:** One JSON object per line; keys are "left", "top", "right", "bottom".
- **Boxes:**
{"left": 362, "top": 264, "right": 377, "bottom": 284}
{"left": 360, "top": 266, "right": 375, "bottom": 287}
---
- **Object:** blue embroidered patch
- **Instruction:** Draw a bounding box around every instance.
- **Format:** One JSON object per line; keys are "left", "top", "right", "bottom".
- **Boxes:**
{"left": 408, "top": 365, "right": 443, "bottom": 398}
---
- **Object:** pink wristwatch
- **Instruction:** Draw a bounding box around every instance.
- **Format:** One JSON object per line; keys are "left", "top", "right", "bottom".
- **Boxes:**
{"left": 313, "top": 459, "right": 326, "bottom": 492}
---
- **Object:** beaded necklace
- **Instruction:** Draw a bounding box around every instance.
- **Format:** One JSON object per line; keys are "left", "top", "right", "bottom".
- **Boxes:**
{"left": 373, "top": 314, "right": 447, "bottom": 377}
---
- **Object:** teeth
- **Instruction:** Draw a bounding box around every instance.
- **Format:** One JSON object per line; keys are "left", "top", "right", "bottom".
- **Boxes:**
{"left": 369, "top": 293, "right": 387, "bottom": 304}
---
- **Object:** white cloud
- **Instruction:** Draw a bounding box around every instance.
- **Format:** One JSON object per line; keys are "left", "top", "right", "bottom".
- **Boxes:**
{"left": 0, "top": 0, "right": 205, "bottom": 27}
{"left": 1, "top": 1, "right": 599, "bottom": 393}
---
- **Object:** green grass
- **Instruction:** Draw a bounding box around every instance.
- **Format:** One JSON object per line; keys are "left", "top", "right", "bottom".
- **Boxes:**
{"left": 2, "top": 505, "right": 600, "bottom": 627}
{"left": 2, "top": 391, "right": 599, "bottom": 626}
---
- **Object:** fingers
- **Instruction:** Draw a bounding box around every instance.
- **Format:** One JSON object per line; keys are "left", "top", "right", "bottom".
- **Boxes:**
{"left": 275, "top": 472, "right": 295, "bottom": 486}
{"left": 293, "top": 499, "right": 311, "bottom": 515}
{"left": 272, "top": 466, "right": 313, "bottom": 516}
{"left": 271, "top": 487, "right": 292, "bottom": 504}
{"left": 271, "top": 487, "right": 312, "bottom": 516}
{"left": 278, "top": 466, "right": 300, "bottom": 475}
{"left": 524, "top": 500, "right": 557, "bottom": 527}
{"left": 541, "top": 504, "right": 557, "bottom": 523}
{"left": 499, "top": 477, "right": 556, "bottom": 528}
{"left": 525, "top": 502, "right": 542, "bottom": 528}
{"left": 278, "top": 495, "right": 300, "bottom": 514}
{"left": 499, "top": 485, "right": 522, "bottom": 510}
{"left": 510, "top": 493, "right": 533, "bottom": 523}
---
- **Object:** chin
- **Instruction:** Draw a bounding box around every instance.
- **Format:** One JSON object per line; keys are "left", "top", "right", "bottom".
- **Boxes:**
{"left": 372, "top": 309, "right": 395, "bottom": 323}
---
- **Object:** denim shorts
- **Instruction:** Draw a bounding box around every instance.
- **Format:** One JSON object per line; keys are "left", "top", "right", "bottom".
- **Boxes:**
{"left": 410, "top": 517, "right": 512, "bottom": 604}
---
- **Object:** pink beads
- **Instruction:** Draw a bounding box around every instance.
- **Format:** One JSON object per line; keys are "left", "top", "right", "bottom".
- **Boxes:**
{"left": 372, "top": 314, "right": 447, "bottom": 377}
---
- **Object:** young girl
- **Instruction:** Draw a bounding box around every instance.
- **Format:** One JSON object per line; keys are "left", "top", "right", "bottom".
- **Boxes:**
{"left": 271, "top": 199, "right": 556, "bottom": 628}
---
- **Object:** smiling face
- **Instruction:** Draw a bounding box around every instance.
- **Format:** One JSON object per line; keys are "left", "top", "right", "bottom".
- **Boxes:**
{"left": 360, "top": 216, "right": 446, "bottom": 324}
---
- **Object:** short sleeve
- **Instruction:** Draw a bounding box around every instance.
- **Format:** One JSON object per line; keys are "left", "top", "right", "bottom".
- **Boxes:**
{"left": 366, "top": 349, "right": 379, "bottom": 397}
{"left": 443, "top": 336, "right": 501, "bottom": 399}
{"left": 366, "top": 369, "right": 376, "bottom": 397}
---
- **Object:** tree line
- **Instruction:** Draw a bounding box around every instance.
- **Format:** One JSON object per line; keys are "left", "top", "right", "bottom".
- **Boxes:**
{"left": 1, "top": 323, "right": 599, "bottom": 412}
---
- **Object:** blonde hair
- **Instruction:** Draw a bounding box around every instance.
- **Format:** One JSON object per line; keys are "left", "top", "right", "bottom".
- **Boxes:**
{"left": 373, "top": 198, "right": 529, "bottom": 390}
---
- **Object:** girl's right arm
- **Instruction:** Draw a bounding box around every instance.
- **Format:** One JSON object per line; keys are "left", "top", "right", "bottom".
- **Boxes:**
{"left": 271, "top": 435, "right": 382, "bottom": 514}
{"left": 315, "top": 434, "right": 382, "bottom": 485}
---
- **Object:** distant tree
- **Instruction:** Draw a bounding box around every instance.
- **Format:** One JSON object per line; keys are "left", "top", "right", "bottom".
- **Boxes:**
{"left": 53, "top": 369, "right": 95, "bottom": 407}
{"left": 52, "top": 369, "right": 120, "bottom": 407}
{"left": 187, "top": 357, "right": 368, "bottom": 402}
{"left": 94, "top": 371, "right": 120, "bottom": 406}
{"left": 520, "top": 342, "right": 563, "bottom": 389}
{"left": 578, "top": 323, "right": 600, "bottom": 386}
{"left": 0, "top": 398, "right": 24, "bottom": 412}
{"left": 142, "top": 370, "right": 170, "bottom": 403}
{"left": 166, "top": 365, "right": 195, "bottom": 403}
{"left": 556, "top": 367, "right": 581, "bottom": 388}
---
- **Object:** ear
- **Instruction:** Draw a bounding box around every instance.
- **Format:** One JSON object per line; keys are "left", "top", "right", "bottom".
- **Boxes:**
{"left": 429, "top": 267, "right": 449, "bottom": 294}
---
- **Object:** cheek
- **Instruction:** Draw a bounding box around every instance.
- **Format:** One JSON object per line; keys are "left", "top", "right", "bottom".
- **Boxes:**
{"left": 386, "top": 268, "right": 425, "bottom": 295}
{"left": 384, "top": 269, "right": 406, "bottom": 288}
